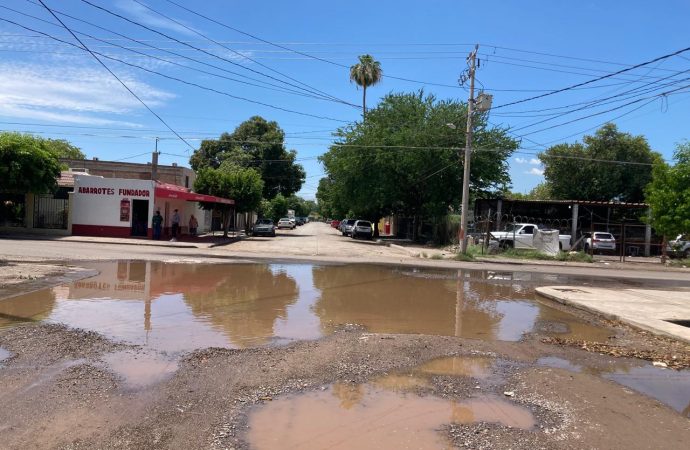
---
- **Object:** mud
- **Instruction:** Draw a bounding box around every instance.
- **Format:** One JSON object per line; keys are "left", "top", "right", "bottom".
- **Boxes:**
{"left": 1, "top": 260, "right": 689, "bottom": 449}
{"left": 0, "top": 324, "right": 688, "bottom": 449}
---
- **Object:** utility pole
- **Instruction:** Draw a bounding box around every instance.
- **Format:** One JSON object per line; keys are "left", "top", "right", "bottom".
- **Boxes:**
{"left": 151, "top": 137, "right": 159, "bottom": 181}
{"left": 459, "top": 44, "right": 478, "bottom": 254}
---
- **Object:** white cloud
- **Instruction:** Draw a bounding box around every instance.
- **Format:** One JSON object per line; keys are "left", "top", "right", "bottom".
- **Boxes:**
{"left": 0, "top": 62, "right": 174, "bottom": 126}
{"left": 514, "top": 157, "right": 527, "bottom": 164}
{"left": 529, "top": 158, "right": 540, "bottom": 165}
{"left": 115, "top": 0, "right": 198, "bottom": 36}
{"left": 525, "top": 167, "right": 544, "bottom": 176}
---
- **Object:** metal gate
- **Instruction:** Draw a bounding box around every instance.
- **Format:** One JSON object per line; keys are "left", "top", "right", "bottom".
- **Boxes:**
{"left": 33, "top": 195, "right": 68, "bottom": 229}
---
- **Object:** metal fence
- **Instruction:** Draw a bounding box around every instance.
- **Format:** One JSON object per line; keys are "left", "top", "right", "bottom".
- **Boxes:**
{"left": 33, "top": 195, "right": 68, "bottom": 229}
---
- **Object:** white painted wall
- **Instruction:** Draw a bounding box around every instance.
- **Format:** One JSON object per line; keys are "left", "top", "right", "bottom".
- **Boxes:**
{"left": 73, "top": 175, "right": 154, "bottom": 227}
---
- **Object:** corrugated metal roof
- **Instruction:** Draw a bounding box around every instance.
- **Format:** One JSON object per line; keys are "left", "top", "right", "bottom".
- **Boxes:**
{"left": 493, "top": 198, "right": 648, "bottom": 207}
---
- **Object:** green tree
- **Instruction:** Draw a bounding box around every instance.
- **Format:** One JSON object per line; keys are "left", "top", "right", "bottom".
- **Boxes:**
{"left": 194, "top": 166, "right": 264, "bottom": 237}
{"left": 318, "top": 91, "right": 518, "bottom": 238}
{"left": 539, "top": 124, "right": 661, "bottom": 202}
{"left": 268, "top": 193, "right": 288, "bottom": 222}
{"left": 189, "top": 116, "right": 305, "bottom": 199}
{"left": 645, "top": 142, "right": 690, "bottom": 239}
{"left": 350, "top": 54, "right": 383, "bottom": 119}
{"left": 0, "top": 132, "right": 62, "bottom": 194}
{"left": 505, "top": 182, "right": 552, "bottom": 200}
{"left": 44, "top": 138, "right": 86, "bottom": 160}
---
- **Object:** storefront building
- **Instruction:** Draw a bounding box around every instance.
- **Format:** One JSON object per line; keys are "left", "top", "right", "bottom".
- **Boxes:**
{"left": 72, "top": 175, "right": 233, "bottom": 238}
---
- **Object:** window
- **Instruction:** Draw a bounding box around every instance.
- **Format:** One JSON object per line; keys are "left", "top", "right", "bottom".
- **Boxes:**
{"left": 522, "top": 226, "right": 535, "bottom": 234}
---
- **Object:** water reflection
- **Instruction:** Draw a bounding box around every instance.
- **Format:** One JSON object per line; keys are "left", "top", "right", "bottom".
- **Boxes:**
{"left": 537, "top": 356, "right": 690, "bottom": 417}
{"left": 0, "top": 262, "right": 613, "bottom": 353}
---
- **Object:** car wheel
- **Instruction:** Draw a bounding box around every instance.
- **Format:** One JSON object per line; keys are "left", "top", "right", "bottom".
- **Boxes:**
{"left": 271, "top": 231, "right": 276, "bottom": 237}
{"left": 584, "top": 243, "right": 590, "bottom": 252}
{"left": 684, "top": 249, "right": 690, "bottom": 259}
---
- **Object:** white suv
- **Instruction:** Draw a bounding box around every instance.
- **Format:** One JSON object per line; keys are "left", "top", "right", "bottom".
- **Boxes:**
{"left": 584, "top": 232, "right": 616, "bottom": 254}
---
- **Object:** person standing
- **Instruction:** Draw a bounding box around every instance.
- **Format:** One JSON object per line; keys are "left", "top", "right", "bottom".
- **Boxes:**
{"left": 152, "top": 210, "right": 163, "bottom": 240}
{"left": 189, "top": 214, "right": 198, "bottom": 236}
{"left": 171, "top": 209, "right": 180, "bottom": 241}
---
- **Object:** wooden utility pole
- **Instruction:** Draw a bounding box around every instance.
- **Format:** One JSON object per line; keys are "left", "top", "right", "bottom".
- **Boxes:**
{"left": 459, "top": 45, "right": 478, "bottom": 254}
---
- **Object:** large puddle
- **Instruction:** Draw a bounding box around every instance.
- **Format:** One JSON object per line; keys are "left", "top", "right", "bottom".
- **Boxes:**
{"left": 1, "top": 261, "right": 687, "bottom": 414}
{"left": 0, "top": 262, "right": 614, "bottom": 353}
{"left": 247, "top": 383, "right": 535, "bottom": 450}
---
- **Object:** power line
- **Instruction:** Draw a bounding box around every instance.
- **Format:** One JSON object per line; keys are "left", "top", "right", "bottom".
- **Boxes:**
{"left": 516, "top": 84, "right": 690, "bottom": 137}
{"left": 15, "top": 1, "right": 346, "bottom": 103}
{"left": 492, "top": 45, "right": 690, "bottom": 110}
{"left": 507, "top": 73, "right": 690, "bottom": 132}
{"left": 34, "top": 0, "right": 195, "bottom": 151}
{"left": 78, "top": 0, "right": 353, "bottom": 107}
{"left": 130, "top": 0, "right": 355, "bottom": 108}
{"left": 0, "top": 16, "right": 349, "bottom": 123}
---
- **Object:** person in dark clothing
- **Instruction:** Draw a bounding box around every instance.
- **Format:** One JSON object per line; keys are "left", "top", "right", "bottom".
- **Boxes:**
{"left": 152, "top": 210, "right": 163, "bottom": 240}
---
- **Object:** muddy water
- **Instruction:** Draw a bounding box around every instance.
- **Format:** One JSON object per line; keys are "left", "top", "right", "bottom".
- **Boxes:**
{"left": 538, "top": 356, "right": 690, "bottom": 417}
{"left": 0, "top": 347, "right": 10, "bottom": 363}
{"left": 247, "top": 383, "right": 535, "bottom": 450}
{"left": 0, "top": 262, "right": 623, "bottom": 350}
{"left": 100, "top": 350, "right": 178, "bottom": 389}
{"left": 0, "top": 262, "right": 616, "bottom": 353}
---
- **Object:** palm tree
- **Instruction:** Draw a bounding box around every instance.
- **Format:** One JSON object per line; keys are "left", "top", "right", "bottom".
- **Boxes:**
{"left": 349, "top": 54, "right": 382, "bottom": 119}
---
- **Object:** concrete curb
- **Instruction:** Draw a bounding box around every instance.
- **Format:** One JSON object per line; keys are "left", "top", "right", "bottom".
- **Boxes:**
{"left": 536, "top": 286, "right": 690, "bottom": 344}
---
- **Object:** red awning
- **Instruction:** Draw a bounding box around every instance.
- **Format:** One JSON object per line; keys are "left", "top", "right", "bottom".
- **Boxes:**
{"left": 154, "top": 181, "right": 234, "bottom": 205}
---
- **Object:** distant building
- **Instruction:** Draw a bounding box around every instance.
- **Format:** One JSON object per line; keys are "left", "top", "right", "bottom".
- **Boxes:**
{"left": 60, "top": 158, "right": 195, "bottom": 188}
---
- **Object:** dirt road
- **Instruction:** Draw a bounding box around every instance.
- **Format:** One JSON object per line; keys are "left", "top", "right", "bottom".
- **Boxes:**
{"left": 1, "top": 223, "right": 689, "bottom": 449}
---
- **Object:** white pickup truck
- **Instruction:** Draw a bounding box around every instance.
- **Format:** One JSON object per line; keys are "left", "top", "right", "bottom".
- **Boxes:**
{"left": 490, "top": 223, "right": 572, "bottom": 251}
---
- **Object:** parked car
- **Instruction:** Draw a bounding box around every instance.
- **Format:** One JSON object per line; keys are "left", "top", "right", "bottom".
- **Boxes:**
{"left": 252, "top": 219, "right": 275, "bottom": 237}
{"left": 277, "top": 218, "right": 295, "bottom": 229}
{"left": 341, "top": 219, "right": 357, "bottom": 236}
{"left": 330, "top": 220, "right": 341, "bottom": 229}
{"left": 583, "top": 232, "right": 617, "bottom": 254}
{"left": 296, "top": 217, "right": 305, "bottom": 226}
{"left": 667, "top": 234, "right": 690, "bottom": 258}
{"left": 351, "top": 220, "right": 373, "bottom": 239}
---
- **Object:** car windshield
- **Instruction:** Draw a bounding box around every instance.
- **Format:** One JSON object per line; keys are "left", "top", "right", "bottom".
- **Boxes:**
{"left": 279, "top": 218, "right": 289, "bottom": 222}
{"left": 357, "top": 221, "right": 371, "bottom": 227}
{"left": 594, "top": 233, "right": 613, "bottom": 239}
{"left": 257, "top": 219, "right": 272, "bottom": 225}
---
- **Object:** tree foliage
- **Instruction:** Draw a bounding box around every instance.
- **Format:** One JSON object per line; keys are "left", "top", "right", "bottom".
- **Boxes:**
{"left": 350, "top": 54, "right": 383, "bottom": 119}
{"left": 194, "top": 166, "right": 264, "bottom": 236}
{"left": 539, "top": 124, "right": 661, "bottom": 202}
{"left": 0, "top": 132, "right": 62, "bottom": 194}
{"left": 645, "top": 142, "right": 690, "bottom": 237}
{"left": 44, "top": 138, "right": 86, "bottom": 160}
{"left": 317, "top": 91, "right": 518, "bottom": 232}
{"left": 505, "top": 182, "right": 552, "bottom": 201}
{"left": 189, "top": 116, "right": 305, "bottom": 199}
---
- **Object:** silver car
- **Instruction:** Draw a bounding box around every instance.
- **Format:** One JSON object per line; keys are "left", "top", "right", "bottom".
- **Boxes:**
{"left": 252, "top": 219, "right": 275, "bottom": 237}
{"left": 341, "top": 219, "right": 357, "bottom": 236}
{"left": 351, "top": 220, "right": 373, "bottom": 239}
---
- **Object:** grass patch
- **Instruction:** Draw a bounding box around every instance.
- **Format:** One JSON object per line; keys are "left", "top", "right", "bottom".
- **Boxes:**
{"left": 430, "top": 253, "right": 443, "bottom": 260}
{"left": 454, "top": 252, "right": 475, "bottom": 262}
{"left": 668, "top": 258, "right": 690, "bottom": 268}
{"left": 420, "top": 251, "right": 428, "bottom": 258}
{"left": 498, "top": 249, "right": 592, "bottom": 263}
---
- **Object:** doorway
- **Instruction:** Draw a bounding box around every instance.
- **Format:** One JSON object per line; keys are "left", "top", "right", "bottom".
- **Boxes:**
{"left": 131, "top": 199, "right": 149, "bottom": 237}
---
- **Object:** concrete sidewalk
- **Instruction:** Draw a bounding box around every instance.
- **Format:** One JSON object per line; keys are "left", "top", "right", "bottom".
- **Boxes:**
{"left": 0, "top": 233, "right": 241, "bottom": 249}
{"left": 537, "top": 286, "right": 690, "bottom": 344}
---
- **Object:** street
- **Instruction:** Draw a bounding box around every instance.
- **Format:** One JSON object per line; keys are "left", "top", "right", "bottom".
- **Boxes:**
{"left": 0, "top": 224, "right": 689, "bottom": 449}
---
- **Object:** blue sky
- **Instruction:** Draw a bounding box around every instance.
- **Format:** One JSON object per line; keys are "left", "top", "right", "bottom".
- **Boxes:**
{"left": 1, "top": 0, "right": 689, "bottom": 199}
